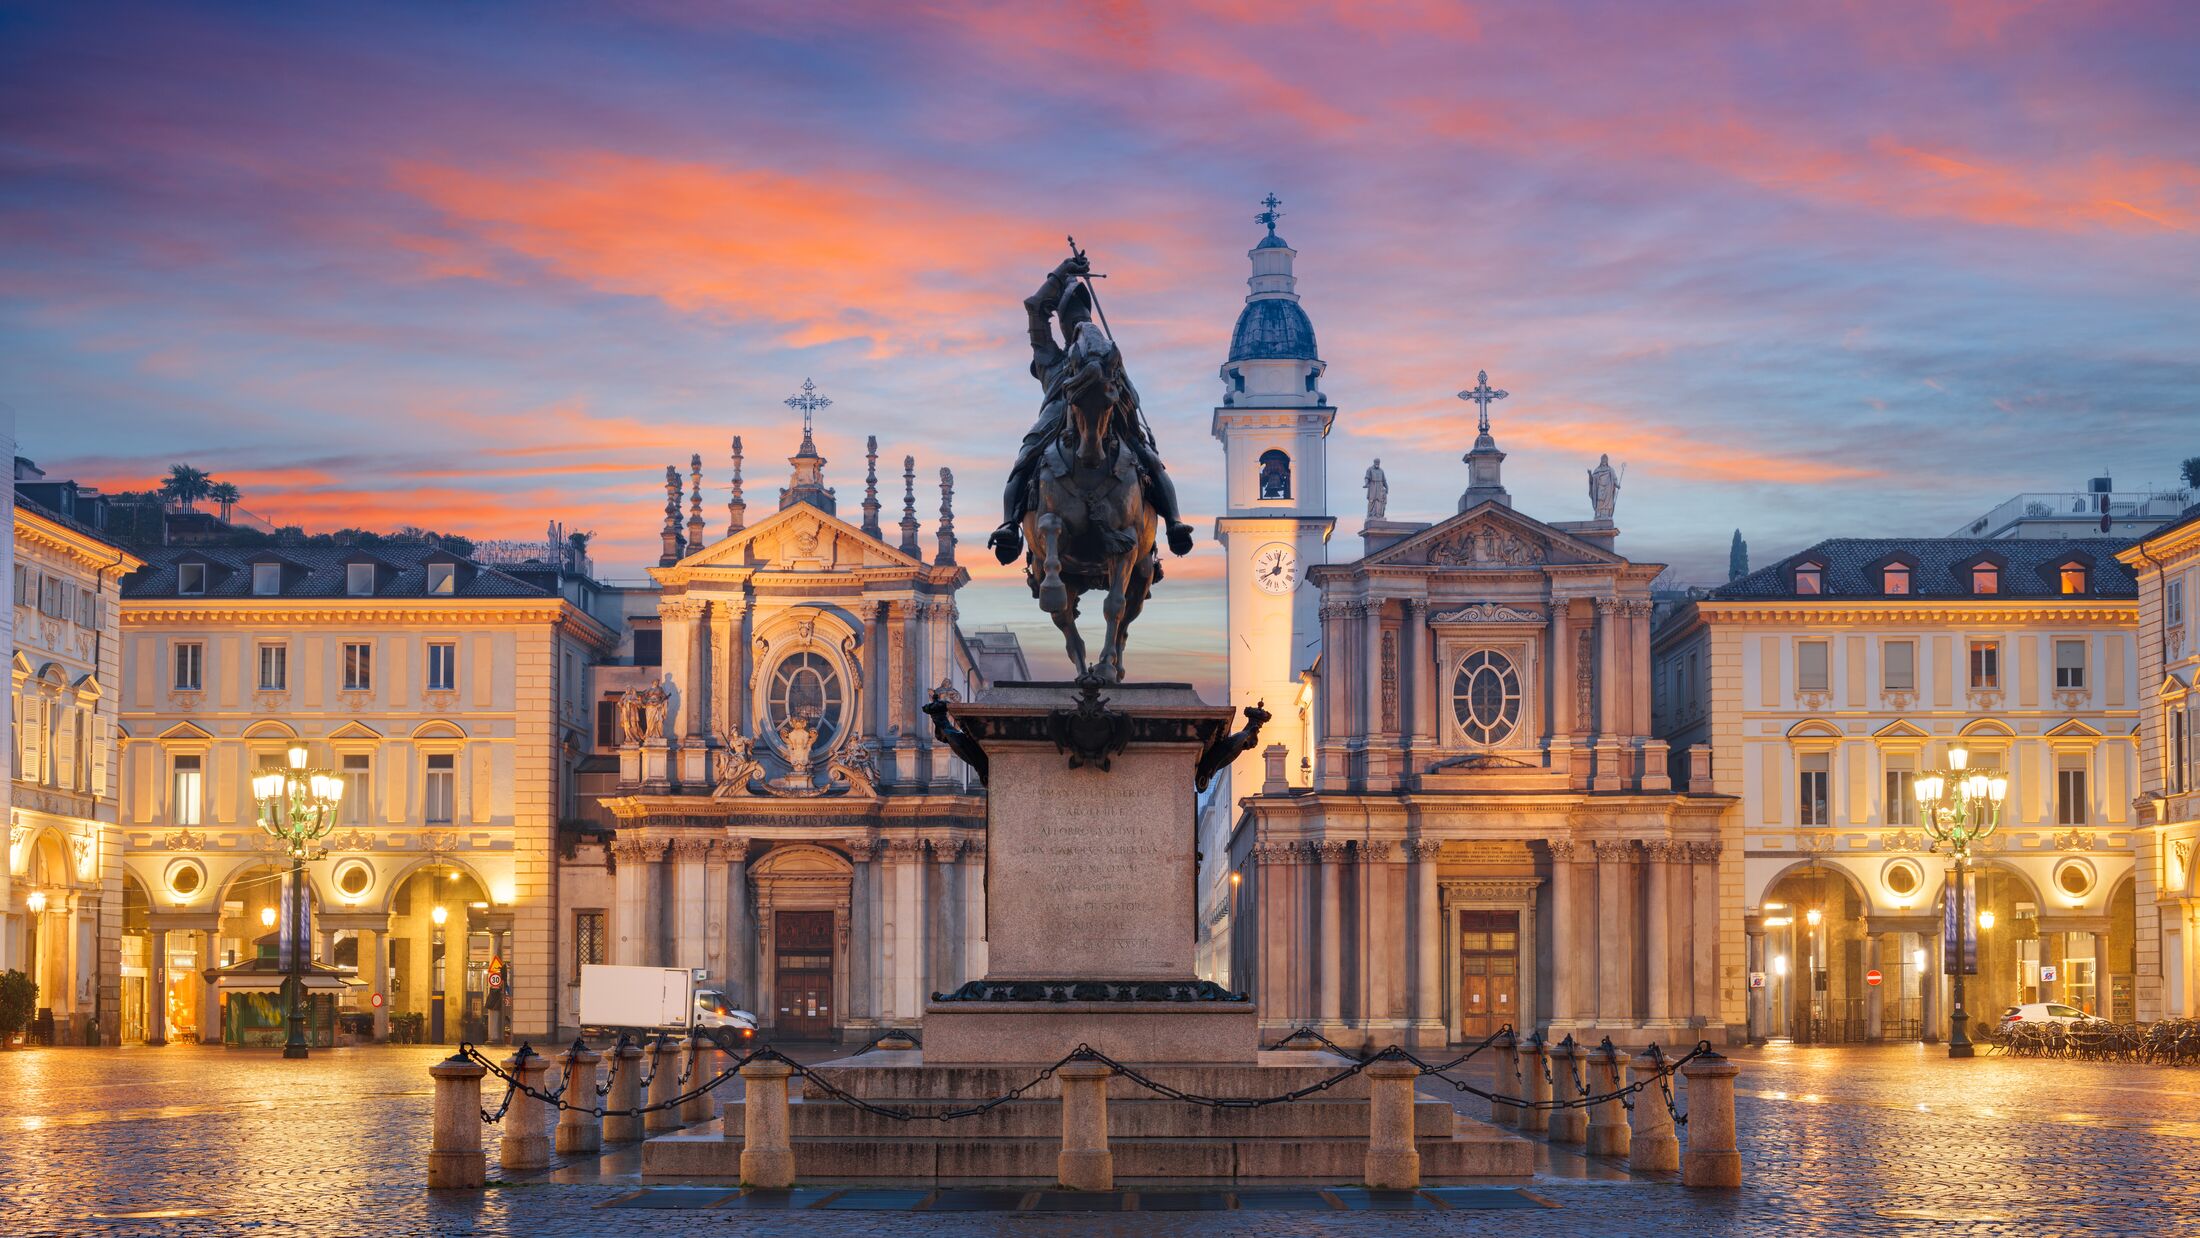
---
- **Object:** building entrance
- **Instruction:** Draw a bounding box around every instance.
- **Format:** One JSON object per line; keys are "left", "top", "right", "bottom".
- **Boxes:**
{"left": 773, "top": 910, "right": 835, "bottom": 1039}
{"left": 1457, "top": 910, "right": 1519, "bottom": 1039}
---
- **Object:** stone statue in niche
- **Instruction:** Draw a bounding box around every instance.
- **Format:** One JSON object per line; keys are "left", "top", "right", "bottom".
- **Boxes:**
{"left": 1364, "top": 459, "right": 1388, "bottom": 519}
{"left": 1587, "top": 454, "right": 1621, "bottom": 521}
{"left": 637, "top": 683, "right": 669, "bottom": 741}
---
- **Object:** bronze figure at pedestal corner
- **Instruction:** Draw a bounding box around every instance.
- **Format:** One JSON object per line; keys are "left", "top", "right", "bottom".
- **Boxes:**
{"left": 988, "top": 243, "right": 1194, "bottom": 684}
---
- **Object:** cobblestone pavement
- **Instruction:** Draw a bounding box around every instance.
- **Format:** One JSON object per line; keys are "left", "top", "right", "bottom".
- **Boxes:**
{"left": 2, "top": 1041, "right": 2196, "bottom": 1235}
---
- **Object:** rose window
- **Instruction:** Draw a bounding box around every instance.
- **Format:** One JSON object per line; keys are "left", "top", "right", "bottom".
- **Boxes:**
{"left": 1451, "top": 650, "right": 1522, "bottom": 746}
{"left": 767, "top": 651, "right": 843, "bottom": 745}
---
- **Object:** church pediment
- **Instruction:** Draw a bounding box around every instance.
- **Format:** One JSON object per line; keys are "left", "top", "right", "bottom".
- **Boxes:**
{"left": 673, "top": 505, "right": 922, "bottom": 574}
{"left": 1357, "top": 502, "right": 1622, "bottom": 569}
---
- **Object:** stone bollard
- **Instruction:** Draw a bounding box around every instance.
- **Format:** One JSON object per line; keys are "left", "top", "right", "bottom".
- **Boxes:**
{"left": 1363, "top": 1058, "right": 1423, "bottom": 1190}
{"left": 680, "top": 1033, "right": 720, "bottom": 1126}
{"left": 1680, "top": 1050, "right": 1742, "bottom": 1188}
{"left": 738, "top": 1058, "right": 797, "bottom": 1188}
{"left": 602, "top": 1036, "right": 645, "bottom": 1144}
{"left": 1056, "top": 1060, "right": 1115, "bottom": 1191}
{"left": 1548, "top": 1038, "right": 1588, "bottom": 1145}
{"left": 555, "top": 1040, "right": 603, "bottom": 1157}
{"left": 498, "top": 1045, "right": 554, "bottom": 1171}
{"left": 427, "top": 1052, "right": 488, "bottom": 1189}
{"left": 1519, "top": 1035, "right": 1552, "bottom": 1135}
{"left": 1490, "top": 1030, "right": 1521, "bottom": 1128}
{"left": 644, "top": 1034, "right": 683, "bottom": 1135}
{"left": 1585, "top": 1040, "right": 1631, "bottom": 1158}
{"left": 1627, "top": 1050, "right": 1681, "bottom": 1172}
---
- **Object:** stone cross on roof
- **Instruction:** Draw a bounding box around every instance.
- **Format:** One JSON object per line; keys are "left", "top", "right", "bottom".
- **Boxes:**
{"left": 1456, "top": 369, "right": 1509, "bottom": 435}
{"left": 1255, "top": 192, "right": 1284, "bottom": 237}
{"left": 784, "top": 378, "right": 832, "bottom": 451}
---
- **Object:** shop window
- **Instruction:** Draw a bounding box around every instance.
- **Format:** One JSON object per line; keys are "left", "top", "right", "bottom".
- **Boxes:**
{"left": 1799, "top": 752, "right": 1831, "bottom": 826}
{"left": 1797, "top": 640, "right": 1829, "bottom": 693}
{"left": 1968, "top": 640, "right": 1999, "bottom": 690}
{"left": 1883, "top": 641, "right": 1916, "bottom": 692}
{"left": 2054, "top": 639, "right": 2086, "bottom": 691}
{"left": 1258, "top": 449, "right": 1292, "bottom": 499}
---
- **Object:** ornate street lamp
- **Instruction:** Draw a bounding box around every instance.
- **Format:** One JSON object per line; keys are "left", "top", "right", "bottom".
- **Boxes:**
{"left": 1914, "top": 745, "right": 2007, "bottom": 1059}
{"left": 252, "top": 743, "right": 343, "bottom": 1059}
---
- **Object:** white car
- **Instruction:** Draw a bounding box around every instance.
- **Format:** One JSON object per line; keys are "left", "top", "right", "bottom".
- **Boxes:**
{"left": 1999, "top": 1002, "right": 2096, "bottom": 1031}
{"left": 695, "top": 988, "right": 759, "bottom": 1037}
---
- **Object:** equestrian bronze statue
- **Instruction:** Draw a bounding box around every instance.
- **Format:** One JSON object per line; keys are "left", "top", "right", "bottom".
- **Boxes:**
{"left": 988, "top": 244, "right": 1194, "bottom": 683}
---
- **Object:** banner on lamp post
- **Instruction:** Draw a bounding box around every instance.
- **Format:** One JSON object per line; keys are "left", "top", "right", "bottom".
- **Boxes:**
{"left": 1942, "top": 868, "right": 1978, "bottom": 976}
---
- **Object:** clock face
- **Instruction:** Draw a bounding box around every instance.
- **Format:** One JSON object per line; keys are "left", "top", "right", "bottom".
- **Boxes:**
{"left": 1253, "top": 544, "right": 1299, "bottom": 595}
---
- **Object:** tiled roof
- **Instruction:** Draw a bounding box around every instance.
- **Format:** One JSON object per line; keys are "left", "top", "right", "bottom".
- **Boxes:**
{"left": 122, "top": 539, "right": 550, "bottom": 600}
{"left": 1714, "top": 537, "right": 2137, "bottom": 600}
{"left": 14, "top": 492, "right": 129, "bottom": 552}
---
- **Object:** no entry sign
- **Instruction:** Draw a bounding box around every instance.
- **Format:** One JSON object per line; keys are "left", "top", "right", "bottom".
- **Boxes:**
{"left": 371, "top": 992, "right": 384, "bottom": 1008}
{"left": 1865, "top": 969, "right": 1883, "bottom": 987}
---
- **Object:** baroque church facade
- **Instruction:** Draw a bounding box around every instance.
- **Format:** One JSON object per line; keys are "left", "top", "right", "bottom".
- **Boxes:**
{"left": 557, "top": 415, "right": 1024, "bottom": 1043}
{"left": 1202, "top": 212, "right": 1734, "bottom": 1049}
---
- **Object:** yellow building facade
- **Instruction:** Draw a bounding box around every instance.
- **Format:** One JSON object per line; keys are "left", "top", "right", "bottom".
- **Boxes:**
{"left": 2120, "top": 507, "right": 2200, "bottom": 1020}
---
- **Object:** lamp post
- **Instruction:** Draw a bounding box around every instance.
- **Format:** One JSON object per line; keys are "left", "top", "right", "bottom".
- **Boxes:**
{"left": 1914, "top": 745, "right": 2007, "bottom": 1059}
{"left": 252, "top": 744, "right": 343, "bottom": 1059}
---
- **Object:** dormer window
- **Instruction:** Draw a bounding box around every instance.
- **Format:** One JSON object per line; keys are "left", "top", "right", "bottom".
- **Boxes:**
{"left": 346, "top": 563, "right": 375, "bottom": 596}
{"left": 1882, "top": 564, "right": 1911, "bottom": 595}
{"left": 1793, "top": 562, "right": 1824, "bottom": 595}
{"left": 426, "top": 562, "right": 456, "bottom": 595}
{"left": 2059, "top": 562, "right": 2089, "bottom": 595}
{"left": 178, "top": 563, "right": 207, "bottom": 595}
{"left": 1971, "top": 564, "right": 1999, "bottom": 594}
{"left": 251, "top": 563, "right": 281, "bottom": 596}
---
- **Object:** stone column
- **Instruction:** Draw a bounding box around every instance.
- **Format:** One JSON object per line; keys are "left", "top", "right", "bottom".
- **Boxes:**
{"left": 1690, "top": 843, "right": 1721, "bottom": 1030}
{"left": 1317, "top": 841, "right": 1345, "bottom": 1027}
{"left": 1365, "top": 599, "right": 1387, "bottom": 736}
{"left": 2092, "top": 930, "right": 2111, "bottom": 1018}
{"left": 1645, "top": 841, "right": 1673, "bottom": 1028}
{"left": 1586, "top": 1043, "right": 1631, "bottom": 1157}
{"left": 709, "top": 599, "right": 734, "bottom": 735}
{"left": 724, "top": 840, "right": 753, "bottom": 1006}
{"left": 364, "top": 927, "right": 389, "bottom": 1041}
{"left": 659, "top": 601, "right": 693, "bottom": 735}
{"left": 673, "top": 837, "right": 710, "bottom": 970}
{"left": 1408, "top": 838, "right": 1444, "bottom": 1045}
{"left": 1594, "top": 841, "right": 1629, "bottom": 1028}
{"left": 1550, "top": 600, "right": 1576, "bottom": 739}
{"left": 1550, "top": 840, "right": 1578, "bottom": 1027}
{"left": 1745, "top": 923, "right": 1767, "bottom": 1044}
{"left": 197, "top": 928, "right": 219, "bottom": 1043}
{"left": 891, "top": 839, "right": 925, "bottom": 1021}
{"left": 611, "top": 838, "right": 651, "bottom": 966}
{"left": 930, "top": 839, "right": 963, "bottom": 988}
{"left": 684, "top": 601, "right": 711, "bottom": 742}
{"left": 1627, "top": 601, "right": 1655, "bottom": 745}
{"left": 962, "top": 840, "right": 988, "bottom": 984}
{"left": 1593, "top": 599, "right": 1622, "bottom": 790}
{"left": 1405, "top": 600, "right": 1436, "bottom": 755}
{"left": 145, "top": 928, "right": 168, "bottom": 1044}
{"left": 842, "top": 838, "right": 875, "bottom": 1025}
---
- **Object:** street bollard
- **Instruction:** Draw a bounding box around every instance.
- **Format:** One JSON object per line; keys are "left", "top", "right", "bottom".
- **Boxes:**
{"left": 644, "top": 1034, "right": 683, "bottom": 1135}
{"left": 1519, "top": 1034, "right": 1552, "bottom": 1135}
{"left": 680, "top": 1032, "right": 719, "bottom": 1126}
{"left": 738, "top": 1059, "right": 797, "bottom": 1188}
{"left": 499, "top": 1045, "right": 554, "bottom": 1171}
{"left": 1681, "top": 1050, "right": 1742, "bottom": 1188}
{"left": 427, "top": 1052, "right": 487, "bottom": 1189}
{"left": 602, "top": 1035, "right": 645, "bottom": 1144}
{"left": 1627, "top": 1050, "right": 1680, "bottom": 1172}
{"left": 1585, "top": 1039, "right": 1630, "bottom": 1158}
{"left": 1056, "top": 1060, "right": 1115, "bottom": 1191}
{"left": 555, "top": 1040, "right": 603, "bottom": 1156}
{"left": 1363, "top": 1058, "right": 1422, "bottom": 1190}
{"left": 1490, "top": 1029, "right": 1521, "bottom": 1128}
{"left": 1549, "top": 1038, "right": 1588, "bottom": 1145}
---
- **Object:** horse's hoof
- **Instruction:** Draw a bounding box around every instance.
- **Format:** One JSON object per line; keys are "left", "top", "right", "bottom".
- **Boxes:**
{"left": 1039, "top": 581, "right": 1067, "bottom": 612}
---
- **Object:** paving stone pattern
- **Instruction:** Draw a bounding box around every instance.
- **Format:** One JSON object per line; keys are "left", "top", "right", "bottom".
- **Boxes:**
{"left": 0, "top": 1042, "right": 2195, "bottom": 1235}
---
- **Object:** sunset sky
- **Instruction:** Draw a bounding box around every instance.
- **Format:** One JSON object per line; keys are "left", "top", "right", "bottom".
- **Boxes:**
{"left": 6, "top": 1, "right": 2196, "bottom": 689}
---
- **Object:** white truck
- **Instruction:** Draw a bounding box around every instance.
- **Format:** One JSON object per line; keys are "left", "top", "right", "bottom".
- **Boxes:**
{"left": 578, "top": 965, "right": 757, "bottom": 1037}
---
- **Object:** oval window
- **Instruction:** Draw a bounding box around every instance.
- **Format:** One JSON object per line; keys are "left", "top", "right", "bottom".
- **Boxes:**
{"left": 335, "top": 860, "right": 374, "bottom": 899}
{"left": 167, "top": 862, "right": 205, "bottom": 898}
{"left": 1451, "top": 650, "right": 1522, "bottom": 746}
{"left": 1883, "top": 861, "right": 1922, "bottom": 898}
{"left": 768, "top": 651, "right": 843, "bottom": 745}
{"left": 2055, "top": 861, "right": 2093, "bottom": 898}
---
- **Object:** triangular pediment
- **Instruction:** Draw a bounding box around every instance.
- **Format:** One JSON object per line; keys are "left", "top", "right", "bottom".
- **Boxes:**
{"left": 1872, "top": 719, "right": 1931, "bottom": 741}
{"left": 2044, "top": 718, "right": 2105, "bottom": 739}
{"left": 674, "top": 504, "right": 922, "bottom": 573}
{"left": 327, "top": 721, "right": 384, "bottom": 741}
{"left": 2161, "top": 669, "right": 2192, "bottom": 700}
{"left": 1358, "top": 501, "right": 1623, "bottom": 569}
{"left": 157, "top": 720, "right": 215, "bottom": 743}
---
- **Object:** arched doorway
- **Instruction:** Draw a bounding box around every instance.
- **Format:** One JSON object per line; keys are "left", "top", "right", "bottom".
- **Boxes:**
{"left": 385, "top": 863, "right": 498, "bottom": 1044}
{"left": 121, "top": 874, "right": 151, "bottom": 1044}
{"left": 750, "top": 844, "right": 852, "bottom": 1041}
{"left": 21, "top": 829, "right": 91, "bottom": 1043}
{"left": 1761, "top": 865, "right": 1871, "bottom": 1043}
{"left": 1940, "top": 863, "right": 2039, "bottom": 1042}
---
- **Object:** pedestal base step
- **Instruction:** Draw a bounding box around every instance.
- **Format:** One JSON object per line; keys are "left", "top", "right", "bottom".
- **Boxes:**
{"left": 718, "top": 1095, "right": 1461, "bottom": 1140}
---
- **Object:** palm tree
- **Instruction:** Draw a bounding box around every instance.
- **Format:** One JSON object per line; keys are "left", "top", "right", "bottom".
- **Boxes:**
{"left": 208, "top": 481, "right": 241, "bottom": 523}
{"left": 160, "top": 464, "right": 213, "bottom": 510}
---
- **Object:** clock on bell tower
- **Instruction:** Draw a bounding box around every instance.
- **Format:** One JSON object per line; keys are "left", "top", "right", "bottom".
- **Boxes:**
{"left": 1212, "top": 194, "right": 1334, "bottom": 808}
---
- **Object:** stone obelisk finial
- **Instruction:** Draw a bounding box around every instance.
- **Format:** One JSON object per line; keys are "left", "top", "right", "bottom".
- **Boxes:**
{"left": 686, "top": 453, "right": 706, "bottom": 548}
{"left": 861, "top": 435, "right": 883, "bottom": 538}
{"left": 898, "top": 455, "right": 920, "bottom": 557}
{"left": 726, "top": 436, "right": 746, "bottom": 536}
{"left": 659, "top": 465, "right": 683, "bottom": 566}
{"left": 935, "top": 467, "right": 956, "bottom": 566}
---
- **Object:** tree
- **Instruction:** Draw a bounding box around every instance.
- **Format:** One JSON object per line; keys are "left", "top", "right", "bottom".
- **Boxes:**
{"left": 1728, "top": 529, "right": 1750, "bottom": 583}
{"left": 2182, "top": 456, "right": 2200, "bottom": 493}
{"left": 208, "top": 480, "right": 241, "bottom": 523}
{"left": 160, "top": 464, "right": 213, "bottom": 510}
{"left": 0, "top": 970, "right": 35, "bottom": 1047}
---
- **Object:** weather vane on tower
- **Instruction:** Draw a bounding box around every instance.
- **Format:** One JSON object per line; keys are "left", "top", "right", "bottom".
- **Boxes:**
{"left": 1256, "top": 192, "right": 1284, "bottom": 237}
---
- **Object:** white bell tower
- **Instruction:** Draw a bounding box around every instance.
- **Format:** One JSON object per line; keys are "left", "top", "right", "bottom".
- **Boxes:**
{"left": 1211, "top": 195, "right": 1333, "bottom": 808}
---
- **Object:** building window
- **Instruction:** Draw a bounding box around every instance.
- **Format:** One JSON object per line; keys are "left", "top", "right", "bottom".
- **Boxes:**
{"left": 426, "top": 562, "right": 457, "bottom": 595}
{"left": 424, "top": 753, "right": 456, "bottom": 824}
{"left": 2059, "top": 563, "right": 2089, "bottom": 595}
{"left": 76, "top": 588, "right": 97, "bottom": 629}
{"left": 1968, "top": 640, "right": 1999, "bottom": 690}
{"left": 767, "top": 651, "right": 844, "bottom": 746}
{"left": 2172, "top": 706, "right": 2191, "bottom": 795}
{"left": 1883, "top": 641, "right": 1916, "bottom": 692}
{"left": 173, "top": 642, "right": 204, "bottom": 692}
{"left": 1797, "top": 640, "right": 1830, "bottom": 693}
{"left": 632, "top": 628, "right": 662, "bottom": 667}
{"left": 342, "top": 753, "right": 372, "bottom": 825}
{"left": 426, "top": 642, "right": 457, "bottom": 693}
{"left": 596, "top": 697, "right": 619, "bottom": 749}
{"left": 2170, "top": 579, "right": 2188, "bottom": 627}
{"left": 173, "top": 755, "right": 204, "bottom": 826}
{"left": 1971, "top": 564, "right": 1999, "bottom": 595}
{"left": 257, "top": 642, "right": 288, "bottom": 692}
{"left": 1882, "top": 564, "right": 1911, "bottom": 595}
{"left": 2056, "top": 757, "right": 2089, "bottom": 826}
{"left": 1257, "top": 449, "right": 1292, "bottom": 500}
{"left": 1450, "top": 650, "right": 1523, "bottom": 746}
{"left": 1799, "top": 752, "right": 1831, "bottom": 826}
{"left": 343, "top": 642, "right": 373, "bottom": 692}
{"left": 346, "top": 562, "right": 375, "bottom": 596}
{"left": 252, "top": 563, "right": 281, "bottom": 596}
{"left": 1793, "top": 562, "right": 1823, "bottom": 594}
{"left": 2054, "top": 639, "right": 2087, "bottom": 691}
{"left": 1885, "top": 768, "right": 1916, "bottom": 826}
{"left": 574, "top": 909, "right": 607, "bottom": 970}
{"left": 178, "top": 563, "right": 207, "bottom": 595}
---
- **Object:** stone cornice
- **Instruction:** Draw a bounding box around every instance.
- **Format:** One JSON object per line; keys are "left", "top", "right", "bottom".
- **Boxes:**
{"left": 14, "top": 507, "right": 144, "bottom": 576}
{"left": 120, "top": 596, "right": 620, "bottom": 647}
{"left": 1685, "top": 599, "right": 2136, "bottom": 627}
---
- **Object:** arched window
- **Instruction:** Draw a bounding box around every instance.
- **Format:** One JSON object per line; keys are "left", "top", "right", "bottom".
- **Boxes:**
{"left": 1258, "top": 449, "right": 1292, "bottom": 500}
{"left": 767, "top": 651, "right": 843, "bottom": 744}
{"left": 1451, "top": 650, "right": 1522, "bottom": 746}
